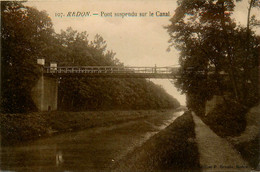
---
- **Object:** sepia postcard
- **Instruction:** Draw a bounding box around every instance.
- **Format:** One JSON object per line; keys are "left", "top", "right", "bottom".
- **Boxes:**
{"left": 0, "top": 0, "right": 259, "bottom": 171}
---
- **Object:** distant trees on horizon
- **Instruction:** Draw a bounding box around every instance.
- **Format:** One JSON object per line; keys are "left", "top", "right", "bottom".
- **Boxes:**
{"left": 1, "top": 2, "right": 180, "bottom": 113}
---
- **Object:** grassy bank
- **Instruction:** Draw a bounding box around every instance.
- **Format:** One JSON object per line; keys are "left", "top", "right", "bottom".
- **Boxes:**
{"left": 199, "top": 101, "right": 247, "bottom": 137}
{"left": 112, "top": 111, "right": 201, "bottom": 171}
{"left": 233, "top": 137, "right": 259, "bottom": 169}
{"left": 199, "top": 101, "right": 260, "bottom": 170}
{"left": 228, "top": 103, "right": 260, "bottom": 170}
{"left": 0, "top": 109, "right": 176, "bottom": 146}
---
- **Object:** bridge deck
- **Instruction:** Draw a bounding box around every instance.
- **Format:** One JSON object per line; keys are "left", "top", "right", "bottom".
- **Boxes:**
{"left": 43, "top": 66, "right": 179, "bottom": 79}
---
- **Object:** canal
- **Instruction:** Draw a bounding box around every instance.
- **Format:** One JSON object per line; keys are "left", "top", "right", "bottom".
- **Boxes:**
{"left": 0, "top": 110, "right": 184, "bottom": 171}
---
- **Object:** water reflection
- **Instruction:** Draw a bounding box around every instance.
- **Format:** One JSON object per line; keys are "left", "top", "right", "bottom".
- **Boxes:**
{"left": 1, "top": 110, "right": 183, "bottom": 171}
{"left": 56, "top": 151, "right": 63, "bottom": 166}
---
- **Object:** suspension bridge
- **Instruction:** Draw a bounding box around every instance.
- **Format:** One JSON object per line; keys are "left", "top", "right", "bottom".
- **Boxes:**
{"left": 32, "top": 60, "right": 181, "bottom": 111}
{"left": 43, "top": 65, "right": 180, "bottom": 79}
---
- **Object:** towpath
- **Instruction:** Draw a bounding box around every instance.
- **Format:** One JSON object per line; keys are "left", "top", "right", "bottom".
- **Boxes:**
{"left": 192, "top": 112, "right": 250, "bottom": 172}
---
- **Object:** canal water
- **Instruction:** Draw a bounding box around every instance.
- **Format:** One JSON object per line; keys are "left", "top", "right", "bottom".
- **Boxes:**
{"left": 0, "top": 110, "right": 184, "bottom": 171}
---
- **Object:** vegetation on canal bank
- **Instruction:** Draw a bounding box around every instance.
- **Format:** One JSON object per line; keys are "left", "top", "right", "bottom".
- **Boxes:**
{"left": 1, "top": 1, "right": 179, "bottom": 113}
{"left": 0, "top": 109, "right": 178, "bottom": 146}
{"left": 197, "top": 100, "right": 259, "bottom": 170}
{"left": 112, "top": 111, "right": 201, "bottom": 171}
{"left": 199, "top": 100, "right": 248, "bottom": 137}
{"left": 166, "top": 0, "right": 259, "bottom": 170}
{"left": 233, "top": 136, "right": 259, "bottom": 170}
{"left": 1, "top": 2, "right": 181, "bottom": 150}
{"left": 230, "top": 103, "right": 260, "bottom": 169}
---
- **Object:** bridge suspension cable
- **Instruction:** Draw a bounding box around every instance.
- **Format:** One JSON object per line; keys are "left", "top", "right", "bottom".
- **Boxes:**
{"left": 42, "top": 65, "right": 180, "bottom": 79}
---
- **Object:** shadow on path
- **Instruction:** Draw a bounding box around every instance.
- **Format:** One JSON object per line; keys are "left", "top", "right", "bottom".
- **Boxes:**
{"left": 192, "top": 112, "right": 250, "bottom": 172}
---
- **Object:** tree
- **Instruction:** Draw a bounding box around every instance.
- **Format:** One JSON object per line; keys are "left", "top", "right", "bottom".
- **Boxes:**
{"left": 1, "top": 2, "right": 54, "bottom": 113}
{"left": 167, "top": 0, "right": 259, "bottom": 106}
{"left": 167, "top": 0, "right": 232, "bottom": 101}
{"left": 238, "top": 0, "right": 260, "bottom": 101}
{"left": 1, "top": 2, "right": 180, "bottom": 112}
{"left": 56, "top": 28, "right": 180, "bottom": 111}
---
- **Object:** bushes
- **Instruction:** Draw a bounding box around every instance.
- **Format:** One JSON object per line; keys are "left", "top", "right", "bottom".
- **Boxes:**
{"left": 0, "top": 110, "right": 174, "bottom": 146}
{"left": 201, "top": 100, "right": 247, "bottom": 137}
{"left": 0, "top": 113, "right": 49, "bottom": 145}
{"left": 234, "top": 136, "right": 260, "bottom": 169}
{"left": 199, "top": 98, "right": 259, "bottom": 169}
{"left": 59, "top": 78, "right": 180, "bottom": 111}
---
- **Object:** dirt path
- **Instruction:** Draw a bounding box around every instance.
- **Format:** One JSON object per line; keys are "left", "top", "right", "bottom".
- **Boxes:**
{"left": 192, "top": 112, "right": 250, "bottom": 172}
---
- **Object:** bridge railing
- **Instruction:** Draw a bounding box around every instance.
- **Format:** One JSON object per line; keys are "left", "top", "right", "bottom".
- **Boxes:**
{"left": 43, "top": 66, "right": 178, "bottom": 74}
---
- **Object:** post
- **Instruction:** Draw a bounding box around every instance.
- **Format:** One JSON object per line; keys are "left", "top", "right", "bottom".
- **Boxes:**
{"left": 31, "top": 60, "right": 58, "bottom": 111}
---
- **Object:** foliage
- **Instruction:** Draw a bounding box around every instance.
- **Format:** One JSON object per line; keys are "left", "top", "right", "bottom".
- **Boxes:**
{"left": 234, "top": 136, "right": 260, "bottom": 169}
{"left": 1, "top": 2, "right": 180, "bottom": 113}
{"left": 0, "top": 113, "right": 49, "bottom": 145}
{"left": 55, "top": 28, "right": 179, "bottom": 111}
{"left": 1, "top": 2, "right": 54, "bottom": 113}
{"left": 166, "top": 0, "right": 259, "bottom": 109}
{"left": 0, "top": 110, "right": 173, "bottom": 145}
{"left": 200, "top": 99, "right": 247, "bottom": 137}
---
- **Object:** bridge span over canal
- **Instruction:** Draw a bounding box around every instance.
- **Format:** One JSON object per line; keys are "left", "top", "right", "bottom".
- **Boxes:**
{"left": 43, "top": 66, "right": 180, "bottom": 79}
{"left": 32, "top": 62, "right": 180, "bottom": 111}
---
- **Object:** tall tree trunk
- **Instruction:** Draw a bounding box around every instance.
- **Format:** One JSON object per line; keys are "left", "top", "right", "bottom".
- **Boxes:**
{"left": 219, "top": 1, "right": 240, "bottom": 101}
{"left": 242, "top": 0, "right": 255, "bottom": 102}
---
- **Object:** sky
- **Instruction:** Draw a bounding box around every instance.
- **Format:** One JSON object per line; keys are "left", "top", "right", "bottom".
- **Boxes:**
{"left": 26, "top": 0, "right": 179, "bottom": 67}
{"left": 25, "top": 0, "right": 260, "bottom": 106}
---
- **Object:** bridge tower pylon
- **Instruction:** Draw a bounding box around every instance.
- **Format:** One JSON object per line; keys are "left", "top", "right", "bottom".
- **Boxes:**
{"left": 31, "top": 59, "right": 58, "bottom": 111}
